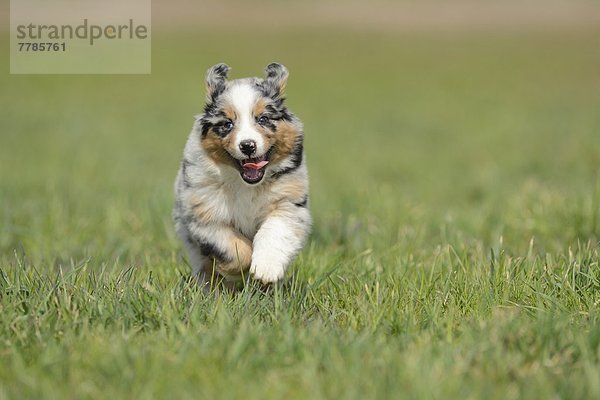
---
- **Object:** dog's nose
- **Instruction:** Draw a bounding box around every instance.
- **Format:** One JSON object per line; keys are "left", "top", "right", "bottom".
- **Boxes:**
{"left": 239, "top": 140, "right": 257, "bottom": 156}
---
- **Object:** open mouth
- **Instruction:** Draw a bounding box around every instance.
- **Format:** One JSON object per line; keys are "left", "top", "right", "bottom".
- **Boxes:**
{"left": 237, "top": 151, "right": 270, "bottom": 184}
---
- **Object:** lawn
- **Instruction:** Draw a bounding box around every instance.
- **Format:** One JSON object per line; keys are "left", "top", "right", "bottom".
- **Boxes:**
{"left": 1, "top": 28, "right": 599, "bottom": 399}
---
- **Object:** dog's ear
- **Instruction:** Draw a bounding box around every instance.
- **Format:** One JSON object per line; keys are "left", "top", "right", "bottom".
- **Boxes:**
{"left": 264, "top": 63, "right": 289, "bottom": 94}
{"left": 205, "top": 63, "right": 230, "bottom": 100}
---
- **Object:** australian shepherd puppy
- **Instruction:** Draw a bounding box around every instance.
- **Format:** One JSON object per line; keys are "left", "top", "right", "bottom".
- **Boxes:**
{"left": 173, "top": 63, "right": 311, "bottom": 289}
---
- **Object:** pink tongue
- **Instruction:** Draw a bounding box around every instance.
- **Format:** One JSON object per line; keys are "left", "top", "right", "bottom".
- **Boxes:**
{"left": 242, "top": 160, "right": 269, "bottom": 170}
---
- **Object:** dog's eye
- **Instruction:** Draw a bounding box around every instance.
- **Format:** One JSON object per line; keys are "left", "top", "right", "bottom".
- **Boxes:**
{"left": 221, "top": 120, "right": 234, "bottom": 134}
{"left": 257, "top": 115, "right": 269, "bottom": 125}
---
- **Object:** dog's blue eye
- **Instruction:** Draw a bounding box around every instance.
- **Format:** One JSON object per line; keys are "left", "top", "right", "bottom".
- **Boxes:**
{"left": 257, "top": 115, "right": 269, "bottom": 125}
{"left": 223, "top": 121, "right": 234, "bottom": 131}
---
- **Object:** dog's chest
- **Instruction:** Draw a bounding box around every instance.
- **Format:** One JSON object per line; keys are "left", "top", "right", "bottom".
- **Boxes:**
{"left": 206, "top": 183, "right": 271, "bottom": 238}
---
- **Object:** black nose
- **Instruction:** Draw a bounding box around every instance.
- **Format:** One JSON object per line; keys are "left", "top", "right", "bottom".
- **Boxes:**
{"left": 239, "top": 140, "right": 256, "bottom": 156}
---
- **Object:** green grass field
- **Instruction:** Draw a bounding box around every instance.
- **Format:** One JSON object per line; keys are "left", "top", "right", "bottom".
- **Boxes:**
{"left": 1, "top": 29, "right": 600, "bottom": 399}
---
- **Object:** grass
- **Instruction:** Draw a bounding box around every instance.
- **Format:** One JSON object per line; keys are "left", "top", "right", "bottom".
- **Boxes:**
{"left": 1, "top": 29, "right": 599, "bottom": 399}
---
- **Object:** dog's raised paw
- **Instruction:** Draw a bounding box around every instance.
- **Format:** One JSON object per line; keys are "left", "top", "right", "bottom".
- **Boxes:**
{"left": 250, "top": 261, "right": 285, "bottom": 284}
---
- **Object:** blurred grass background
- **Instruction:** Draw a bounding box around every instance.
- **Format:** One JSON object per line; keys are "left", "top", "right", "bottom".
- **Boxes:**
{"left": 1, "top": 1, "right": 600, "bottom": 398}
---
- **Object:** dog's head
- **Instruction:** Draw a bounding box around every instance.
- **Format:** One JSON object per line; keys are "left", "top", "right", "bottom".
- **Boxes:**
{"left": 197, "top": 63, "right": 303, "bottom": 185}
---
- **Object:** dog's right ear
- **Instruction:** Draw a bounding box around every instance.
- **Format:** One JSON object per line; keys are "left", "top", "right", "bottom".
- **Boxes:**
{"left": 205, "top": 63, "right": 230, "bottom": 100}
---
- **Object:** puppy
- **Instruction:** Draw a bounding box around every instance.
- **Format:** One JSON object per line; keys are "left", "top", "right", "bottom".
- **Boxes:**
{"left": 173, "top": 63, "right": 311, "bottom": 289}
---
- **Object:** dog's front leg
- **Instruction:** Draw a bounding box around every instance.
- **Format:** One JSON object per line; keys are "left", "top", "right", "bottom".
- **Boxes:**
{"left": 183, "top": 221, "right": 253, "bottom": 283}
{"left": 250, "top": 203, "right": 311, "bottom": 284}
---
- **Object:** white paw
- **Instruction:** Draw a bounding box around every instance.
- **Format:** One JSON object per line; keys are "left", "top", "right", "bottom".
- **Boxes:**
{"left": 250, "top": 261, "right": 285, "bottom": 284}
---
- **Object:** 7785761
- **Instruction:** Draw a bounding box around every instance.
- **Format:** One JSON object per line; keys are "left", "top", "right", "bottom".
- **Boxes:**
{"left": 18, "top": 42, "right": 66, "bottom": 51}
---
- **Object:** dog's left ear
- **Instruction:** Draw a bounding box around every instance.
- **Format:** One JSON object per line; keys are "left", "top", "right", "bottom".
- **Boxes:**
{"left": 264, "top": 63, "right": 289, "bottom": 94}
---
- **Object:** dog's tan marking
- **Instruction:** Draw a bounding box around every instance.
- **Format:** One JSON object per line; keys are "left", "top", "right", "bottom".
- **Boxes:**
{"left": 252, "top": 98, "right": 267, "bottom": 118}
{"left": 260, "top": 178, "right": 308, "bottom": 227}
{"left": 270, "top": 120, "right": 300, "bottom": 164}
{"left": 274, "top": 178, "right": 307, "bottom": 204}
{"left": 199, "top": 103, "right": 240, "bottom": 167}
{"left": 201, "top": 132, "right": 234, "bottom": 167}
{"left": 222, "top": 104, "right": 237, "bottom": 120}
{"left": 198, "top": 256, "right": 243, "bottom": 292}
{"left": 215, "top": 232, "right": 252, "bottom": 276}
